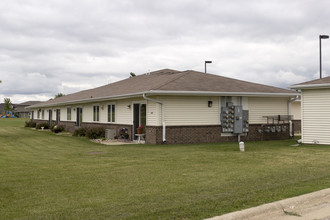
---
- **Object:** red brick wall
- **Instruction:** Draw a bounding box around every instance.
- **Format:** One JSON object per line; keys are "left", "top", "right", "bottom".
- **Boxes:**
{"left": 145, "top": 123, "right": 292, "bottom": 144}
{"left": 32, "top": 119, "right": 292, "bottom": 144}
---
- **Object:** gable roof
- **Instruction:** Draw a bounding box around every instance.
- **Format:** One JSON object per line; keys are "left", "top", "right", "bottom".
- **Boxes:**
{"left": 18, "top": 101, "right": 42, "bottom": 106}
{"left": 290, "top": 76, "right": 330, "bottom": 89}
{"left": 29, "top": 69, "right": 296, "bottom": 108}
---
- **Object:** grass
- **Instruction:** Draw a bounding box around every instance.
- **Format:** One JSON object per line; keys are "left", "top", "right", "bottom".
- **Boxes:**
{"left": 0, "top": 118, "right": 329, "bottom": 219}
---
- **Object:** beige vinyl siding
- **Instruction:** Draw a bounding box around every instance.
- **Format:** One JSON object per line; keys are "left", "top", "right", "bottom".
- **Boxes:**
{"left": 116, "top": 99, "right": 135, "bottom": 125}
{"left": 51, "top": 108, "right": 55, "bottom": 121}
{"left": 82, "top": 105, "right": 93, "bottom": 122}
{"left": 60, "top": 107, "right": 67, "bottom": 121}
{"left": 302, "top": 89, "right": 330, "bottom": 144}
{"left": 248, "top": 97, "right": 289, "bottom": 124}
{"left": 31, "top": 109, "right": 36, "bottom": 119}
{"left": 291, "top": 101, "right": 301, "bottom": 120}
{"left": 71, "top": 107, "right": 77, "bottom": 122}
{"left": 147, "top": 100, "right": 161, "bottom": 126}
{"left": 44, "top": 109, "right": 49, "bottom": 121}
{"left": 161, "top": 96, "right": 219, "bottom": 126}
{"left": 99, "top": 103, "right": 107, "bottom": 123}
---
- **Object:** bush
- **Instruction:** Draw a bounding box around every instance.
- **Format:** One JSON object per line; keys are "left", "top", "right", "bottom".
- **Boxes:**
{"left": 25, "top": 121, "right": 36, "bottom": 128}
{"left": 73, "top": 127, "right": 87, "bottom": 137}
{"left": 118, "top": 128, "right": 129, "bottom": 139}
{"left": 86, "top": 127, "right": 105, "bottom": 139}
{"left": 36, "top": 122, "right": 50, "bottom": 130}
{"left": 50, "top": 124, "right": 65, "bottom": 133}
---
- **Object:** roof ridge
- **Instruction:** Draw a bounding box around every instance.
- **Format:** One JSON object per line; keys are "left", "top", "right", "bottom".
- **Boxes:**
{"left": 150, "top": 71, "right": 188, "bottom": 91}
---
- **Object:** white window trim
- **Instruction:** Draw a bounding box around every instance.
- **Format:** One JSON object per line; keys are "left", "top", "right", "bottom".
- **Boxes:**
{"left": 93, "top": 105, "right": 100, "bottom": 122}
{"left": 107, "top": 103, "right": 116, "bottom": 123}
{"left": 67, "top": 107, "right": 72, "bottom": 121}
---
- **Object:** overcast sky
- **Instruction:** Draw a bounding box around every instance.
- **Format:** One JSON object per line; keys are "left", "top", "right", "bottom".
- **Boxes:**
{"left": 1, "top": 0, "right": 330, "bottom": 103}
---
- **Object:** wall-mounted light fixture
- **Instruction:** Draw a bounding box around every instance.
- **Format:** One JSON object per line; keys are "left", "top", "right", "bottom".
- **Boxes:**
{"left": 127, "top": 104, "right": 131, "bottom": 109}
{"left": 73, "top": 108, "right": 76, "bottom": 111}
{"left": 101, "top": 105, "right": 104, "bottom": 110}
{"left": 208, "top": 101, "right": 213, "bottom": 107}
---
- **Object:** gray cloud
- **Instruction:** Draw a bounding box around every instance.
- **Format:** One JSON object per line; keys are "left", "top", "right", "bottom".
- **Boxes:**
{"left": 1, "top": 0, "right": 330, "bottom": 103}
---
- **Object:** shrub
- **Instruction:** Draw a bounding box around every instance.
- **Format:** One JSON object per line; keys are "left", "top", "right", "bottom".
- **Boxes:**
{"left": 50, "top": 124, "right": 65, "bottom": 133}
{"left": 36, "top": 122, "right": 50, "bottom": 129}
{"left": 118, "top": 128, "right": 129, "bottom": 139}
{"left": 86, "top": 127, "right": 105, "bottom": 139}
{"left": 25, "top": 121, "right": 36, "bottom": 128}
{"left": 73, "top": 127, "right": 87, "bottom": 137}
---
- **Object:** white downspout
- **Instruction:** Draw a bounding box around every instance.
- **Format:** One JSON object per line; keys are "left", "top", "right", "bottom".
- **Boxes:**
{"left": 143, "top": 93, "right": 166, "bottom": 142}
{"left": 288, "top": 95, "right": 300, "bottom": 137}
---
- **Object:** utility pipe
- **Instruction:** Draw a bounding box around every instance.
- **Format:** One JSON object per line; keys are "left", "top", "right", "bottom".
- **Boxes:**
{"left": 288, "top": 95, "right": 300, "bottom": 137}
{"left": 143, "top": 93, "right": 166, "bottom": 142}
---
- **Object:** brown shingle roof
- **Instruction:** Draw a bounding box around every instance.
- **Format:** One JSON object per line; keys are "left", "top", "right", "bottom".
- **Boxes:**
{"left": 19, "top": 101, "right": 42, "bottom": 106}
{"left": 30, "top": 69, "right": 296, "bottom": 108}
{"left": 292, "top": 76, "right": 330, "bottom": 86}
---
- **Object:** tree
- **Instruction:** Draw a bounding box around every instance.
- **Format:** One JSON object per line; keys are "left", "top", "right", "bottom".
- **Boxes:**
{"left": 129, "top": 72, "right": 136, "bottom": 78}
{"left": 4, "top": 98, "right": 13, "bottom": 114}
{"left": 54, "top": 93, "right": 65, "bottom": 99}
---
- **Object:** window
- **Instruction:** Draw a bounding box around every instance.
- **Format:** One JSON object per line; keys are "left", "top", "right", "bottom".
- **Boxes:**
{"left": 42, "top": 110, "right": 45, "bottom": 119}
{"left": 37, "top": 110, "right": 40, "bottom": 119}
{"left": 107, "top": 104, "right": 115, "bottom": 122}
{"left": 93, "top": 105, "right": 99, "bottom": 121}
{"left": 67, "top": 108, "right": 71, "bottom": 120}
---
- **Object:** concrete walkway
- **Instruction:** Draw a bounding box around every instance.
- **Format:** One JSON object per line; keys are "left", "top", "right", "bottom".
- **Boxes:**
{"left": 206, "top": 188, "right": 330, "bottom": 220}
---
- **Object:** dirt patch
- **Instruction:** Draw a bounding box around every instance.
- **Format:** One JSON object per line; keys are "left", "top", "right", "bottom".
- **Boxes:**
{"left": 90, "top": 139, "right": 141, "bottom": 145}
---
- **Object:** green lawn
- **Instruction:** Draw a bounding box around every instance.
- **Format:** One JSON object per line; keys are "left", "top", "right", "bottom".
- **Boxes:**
{"left": 0, "top": 118, "right": 329, "bottom": 219}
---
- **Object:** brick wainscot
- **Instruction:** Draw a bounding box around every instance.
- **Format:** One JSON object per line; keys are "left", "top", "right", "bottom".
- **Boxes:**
{"left": 32, "top": 120, "right": 292, "bottom": 145}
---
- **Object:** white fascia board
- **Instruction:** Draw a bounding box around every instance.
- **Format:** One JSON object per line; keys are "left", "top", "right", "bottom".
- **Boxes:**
{"left": 26, "top": 92, "right": 144, "bottom": 109}
{"left": 27, "top": 90, "right": 298, "bottom": 109}
{"left": 146, "top": 90, "right": 299, "bottom": 97}
{"left": 289, "top": 83, "right": 330, "bottom": 90}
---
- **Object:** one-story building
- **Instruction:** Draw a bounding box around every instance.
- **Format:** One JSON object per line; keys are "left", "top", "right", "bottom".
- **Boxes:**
{"left": 13, "top": 101, "right": 41, "bottom": 118}
{"left": 290, "top": 76, "right": 330, "bottom": 145}
{"left": 28, "top": 69, "right": 298, "bottom": 144}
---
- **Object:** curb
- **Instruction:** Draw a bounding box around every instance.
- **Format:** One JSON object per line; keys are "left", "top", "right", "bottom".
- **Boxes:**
{"left": 206, "top": 188, "right": 330, "bottom": 220}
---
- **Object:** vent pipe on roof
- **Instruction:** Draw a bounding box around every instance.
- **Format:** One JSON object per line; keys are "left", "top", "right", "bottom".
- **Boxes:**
{"left": 143, "top": 93, "right": 166, "bottom": 142}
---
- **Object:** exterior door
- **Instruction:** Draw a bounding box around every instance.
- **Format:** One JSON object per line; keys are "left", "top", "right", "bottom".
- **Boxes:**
{"left": 133, "top": 104, "right": 146, "bottom": 139}
{"left": 76, "top": 108, "right": 82, "bottom": 126}
{"left": 56, "top": 109, "right": 60, "bottom": 124}
{"left": 48, "top": 110, "right": 52, "bottom": 124}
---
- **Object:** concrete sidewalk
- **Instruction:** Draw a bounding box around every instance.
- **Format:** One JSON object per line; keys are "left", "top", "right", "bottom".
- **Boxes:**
{"left": 206, "top": 188, "right": 330, "bottom": 220}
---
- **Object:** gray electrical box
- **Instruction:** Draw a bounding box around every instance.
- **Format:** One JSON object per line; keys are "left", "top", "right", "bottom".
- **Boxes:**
{"left": 221, "top": 104, "right": 249, "bottom": 134}
{"left": 234, "top": 106, "right": 243, "bottom": 133}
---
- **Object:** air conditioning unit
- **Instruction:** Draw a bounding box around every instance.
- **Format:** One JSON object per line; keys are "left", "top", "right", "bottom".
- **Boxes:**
{"left": 105, "top": 129, "right": 116, "bottom": 140}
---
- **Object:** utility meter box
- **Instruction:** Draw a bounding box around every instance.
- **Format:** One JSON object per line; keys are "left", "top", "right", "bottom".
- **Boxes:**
{"left": 221, "top": 104, "right": 249, "bottom": 134}
{"left": 234, "top": 106, "right": 243, "bottom": 134}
